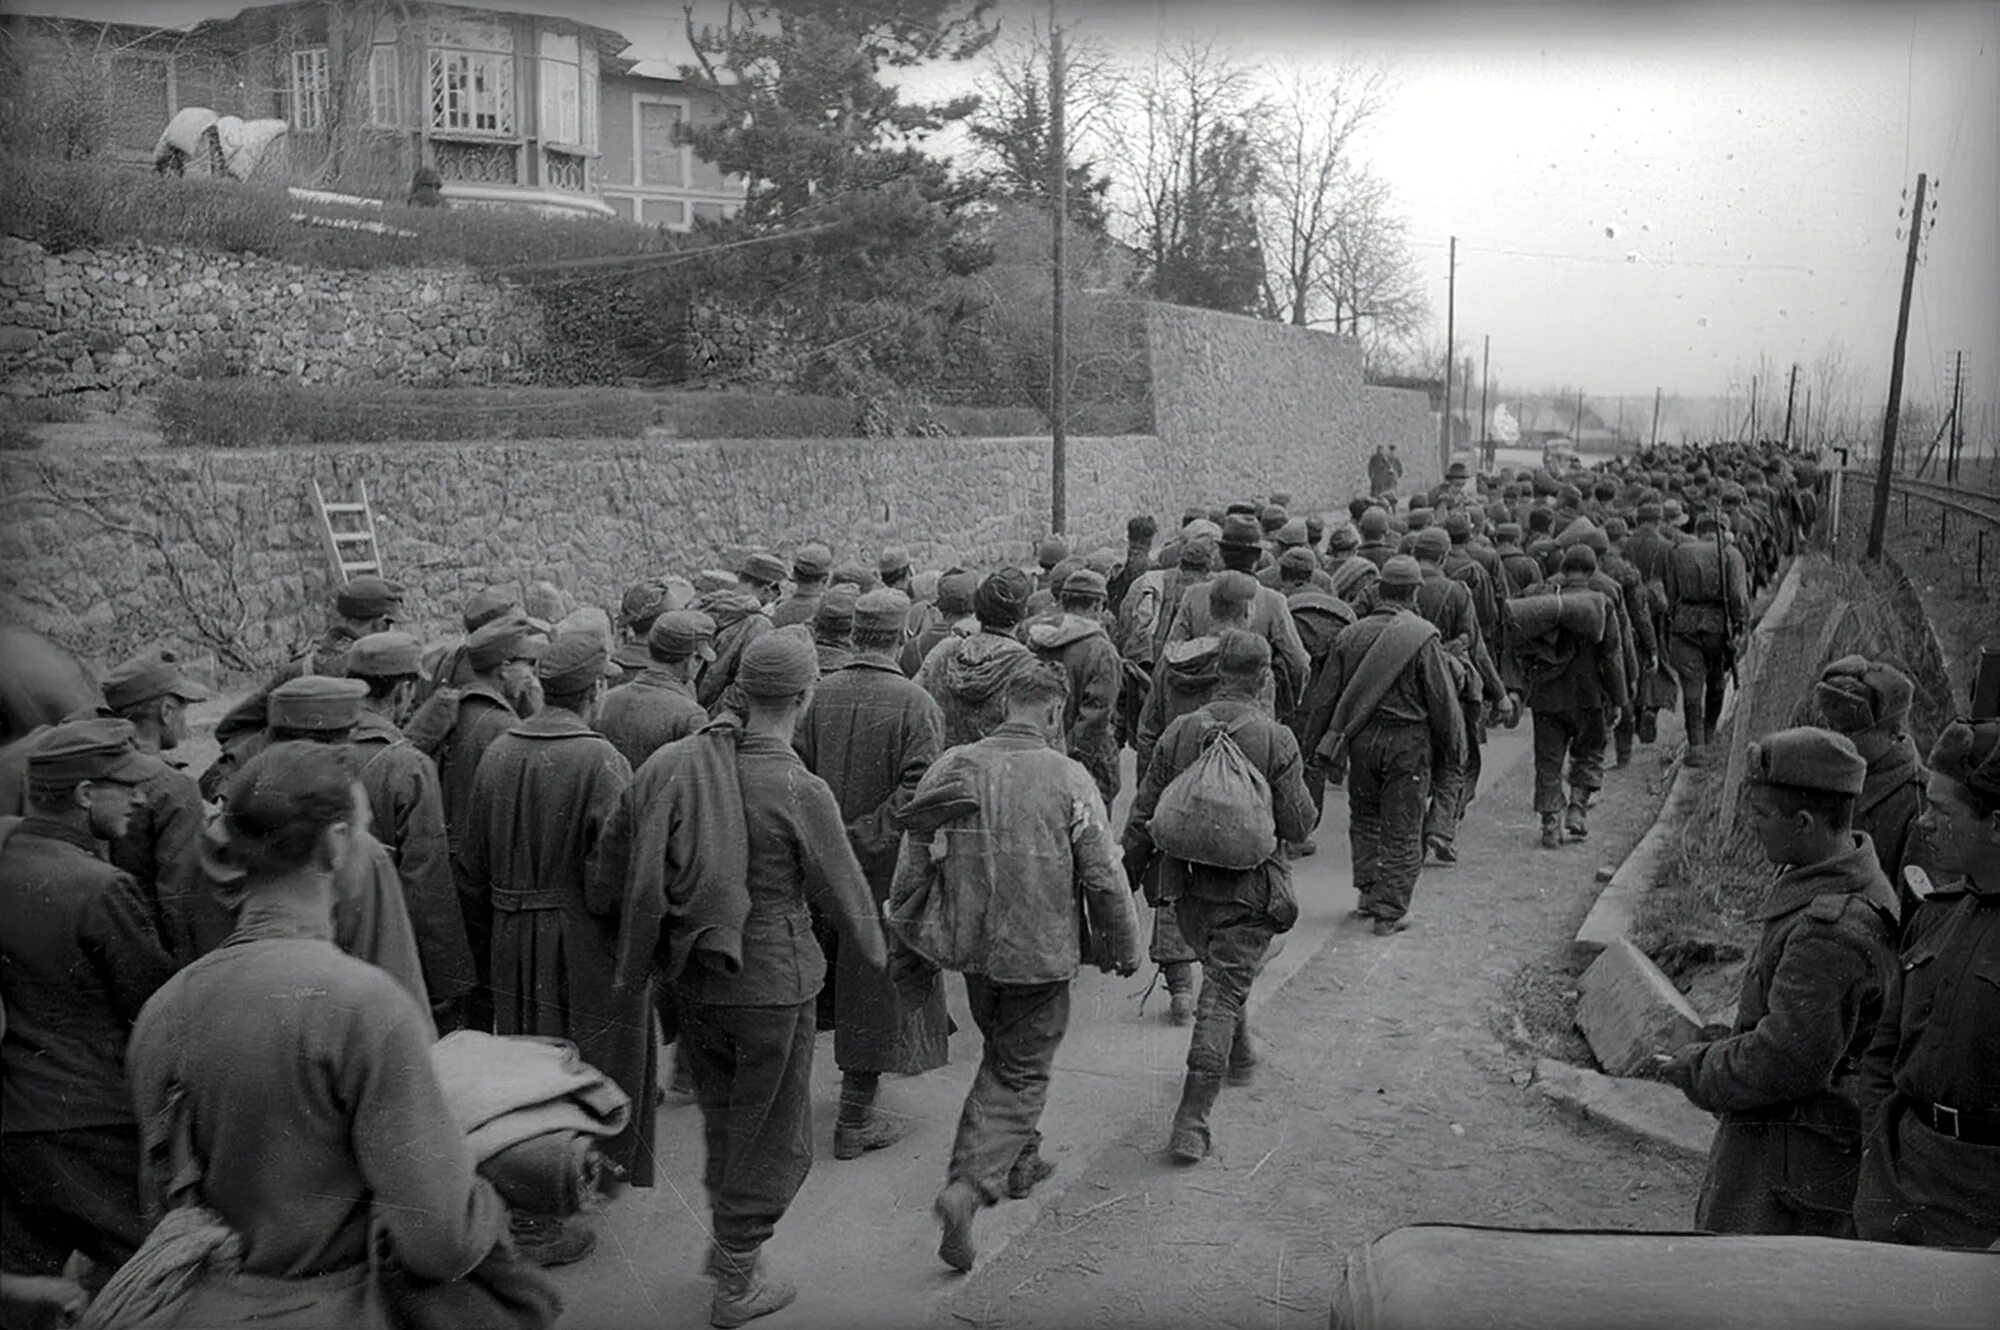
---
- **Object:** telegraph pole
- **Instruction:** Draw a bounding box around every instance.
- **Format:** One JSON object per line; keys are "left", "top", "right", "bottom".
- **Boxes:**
{"left": 1440, "top": 236, "right": 1457, "bottom": 469}
{"left": 1948, "top": 351, "right": 1966, "bottom": 482}
{"left": 1781, "top": 362, "right": 1798, "bottom": 446}
{"left": 1575, "top": 389, "right": 1585, "bottom": 440}
{"left": 1048, "top": 2, "right": 1068, "bottom": 534}
{"left": 1867, "top": 171, "right": 1928, "bottom": 561}
{"left": 1749, "top": 374, "right": 1759, "bottom": 442}
{"left": 1650, "top": 386, "right": 1662, "bottom": 450}
{"left": 1479, "top": 334, "right": 1490, "bottom": 459}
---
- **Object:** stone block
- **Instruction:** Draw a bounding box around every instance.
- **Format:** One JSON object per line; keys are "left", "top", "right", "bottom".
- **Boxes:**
{"left": 0, "top": 326, "right": 39, "bottom": 353}
{"left": 1535, "top": 1057, "right": 1715, "bottom": 1159}
{"left": 1576, "top": 938, "right": 1702, "bottom": 1077}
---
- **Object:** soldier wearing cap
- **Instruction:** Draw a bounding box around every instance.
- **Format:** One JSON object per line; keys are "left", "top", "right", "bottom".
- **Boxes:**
{"left": 1163, "top": 551, "right": 1312, "bottom": 718}
{"left": 1855, "top": 718, "right": 2000, "bottom": 1248}
{"left": 1815, "top": 656, "right": 1931, "bottom": 913}
{"left": 92, "top": 649, "right": 209, "bottom": 960}
{"left": 1125, "top": 631, "right": 1316, "bottom": 1164}
{"left": 1022, "top": 568, "right": 1124, "bottom": 809}
{"left": 795, "top": 589, "right": 950, "bottom": 1162}
{"left": 1662, "top": 507, "right": 1749, "bottom": 766}
{"left": 613, "top": 580, "right": 677, "bottom": 674}
{"left": 416, "top": 584, "right": 523, "bottom": 705}
{"left": 0, "top": 718, "right": 178, "bottom": 1279}
{"left": 211, "top": 574, "right": 404, "bottom": 760}
{"left": 594, "top": 609, "right": 716, "bottom": 770}
{"left": 460, "top": 633, "right": 631, "bottom": 1267}
{"left": 902, "top": 568, "right": 977, "bottom": 678}
{"left": 1651, "top": 726, "right": 1899, "bottom": 1237}
{"left": 771, "top": 544, "right": 835, "bottom": 630}
{"left": 1409, "top": 527, "right": 1501, "bottom": 864}
{"left": 343, "top": 632, "right": 475, "bottom": 1028}
{"left": 811, "top": 585, "right": 859, "bottom": 676}
{"left": 829, "top": 560, "right": 876, "bottom": 594}
{"left": 600, "top": 631, "right": 887, "bottom": 1323}
{"left": 1354, "top": 508, "right": 1397, "bottom": 570}
{"left": 1300, "top": 556, "right": 1466, "bottom": 935}
{"left": 1033, "top": 534, "right": 1072, "bottom": 591}
{"left": 1258, "top": 526, "right": 1331, "bottom": 594}
{"left": 916, "top": 570, "right": 1035, "bottom": 748}
{"left": 696, "top": 575, "right": 776, "bottom": 718}
{"left": 736, "top": 551, "right": 789, "bottom": 610}
{"left": 1513, "top": 546, "right": 1630, "bottom": 846}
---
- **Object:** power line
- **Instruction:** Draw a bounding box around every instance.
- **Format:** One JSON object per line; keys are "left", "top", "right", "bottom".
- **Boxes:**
{"left": 1404, "top": 237, "right": 1847, "bottom": 276}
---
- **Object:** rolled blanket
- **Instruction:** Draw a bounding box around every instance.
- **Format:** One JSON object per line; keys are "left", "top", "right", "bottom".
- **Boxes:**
{"left": 431, "top": 1032, "right": 631, "bottom": 1163}
{"left": 78, "top": 1206, "right": 244, "bottom": 1329}
{"left": 480, "top": 1132, "right": 601, "bottom": 1216}
{"left": 1505, "top": 590, "right": 1608, "bottom": 643}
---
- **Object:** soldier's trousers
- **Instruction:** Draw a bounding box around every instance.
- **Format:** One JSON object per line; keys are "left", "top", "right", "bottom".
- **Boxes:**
{"left": 1174, "top": 897, "right": 1276, "bottom": 1075}
{"left": 1668, "top": 630, "right": 1729, "bottom": 748}
{"left": 1531, "top": 708, "right": 1606, "bottom": 814}
{"left": 1346, "top": 721, "right": 1431, "bottom": 922}
{"left": 950, "top": 977, "right": 1070, "bottom": 1205}
{"left": 679, "top": 998, "right": 817, "bottom": 1253}
{"left": 1423, "top": 701, "right": 1483, "bottom": 848}
{"left": 1852, "top": 1096, "right": 2000, "bottom": 1248}
{"left": 0, "top": 1125, "right": 147, "bottom": 1277}
{"left": 1150, "top": 900, "right": 1199, "bottom": 965}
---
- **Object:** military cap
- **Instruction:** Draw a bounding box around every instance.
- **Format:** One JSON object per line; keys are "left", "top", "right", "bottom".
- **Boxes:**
{"left": 1745, "top": 726, "right": 1866, "bottom": 797}
{"left": 1257, "top": 503, "right": 1289, "bottom": 532}
{"left": 465, "top": 615, "right": 542, "bottom": 672}
{"left": 1444, "top": 511, "right": 1473, "bottom": 541}
{"left": 1929, "top": 719, "right": 2000, "bottom": 800}
{"left": 1268, "top": 491, "right": 1295, "bottom": 508}
{"left": 1210, "top": 570, "right": 1259, "bottom": 607}
{"left": 1636, "top": 501, "right": 1664, "bottom": 523}
{"left": 792, "top": 542, "right": 835, "bottom": 581}
{"left": 1560, "top": 544, "right": 1600, "bottom": 574}
{"left": 344, "top": 631, "right": 423, "bottom": 679}
{"left": 854, "top": 588, "right": 912, "bottom": 636}
{"left": 814, "top": 585, "right": 860, "bottom": 634}
{"left": 1446, "top": 460, "right": 1471, "bottom": 480}
{"left": 27, "top": 717, "right": 150, "bottom": 784}
{"left": 1407, "top": 493, "right": 1433, "bottom": 513}
{"left": 1215, "top": 629, "right": 1272, "bottom": 675}
{"left": 975, "top": 567, "right": 1034, "bottom": 626}
{"left": 1178, "top": 536, "right": 1218, "bottom": 570}
{"left": 1225, "top": 502, "right": 1260, "bottom": 519}
{"left": 829, "top": 561, "right": 877, "bottom": 592}
{"left": 523, "top": 581, "right": 568, "bottom": 623}
{"left": 461, "top": 586, "right": 520, "bottom": 633}
{"left": 1405, "top": 509, "right": 1433, "bottom": 531}
{"left": 102, "top": 649, "right": 211, "bottom": 712}
{"left": 1496, "top": 522, "right": 1524, "bottom": 543}
{"left": 1060, "top": 568, "right": 1109, "bottom": 601}
{"left": 1274, "top": 518, "right": 1309, "bottom": 548}
{"left": 935, "top": 569, "right": 978, "bottom": 615}
{"left": 648, "top": 609, "right": 718, "bottom": 662}
{"left": 620, "top": 581, "right": 672, "bottom": 628}
{"left": 1662, "top": 498, "right": 1685, "bottom": 519}
{"left": 1411, "top": 526, "right": 1451, "bottom": 560}
{"left": 1036, "top": 534, "right": 1072, "bottom": 568}
{"left": 537, "top": 632, "right": 617, "bottom": 690}
{"left": 1084, "top": 547, "right": 1122, "bottom": 578}
{"left": 738, "top": 631, "right": 819, "bottom": 699}
{"left": 1721, "top": 482, "right": 1747, "bottom": 503}
{"left": 1556, "top": 484, "right": 1583, "bottom": 506}
{"left": 1815, "top": 655, "right": 1914, "bottom": 735}
{"left": 1305, "top": 514, "right": 1327, "bottom": 543}
{"left": 1601, "top": 516, "right": 1628, "bottom": 541}
{"left": 1219, "top": 514, "right": 1263, "bottom": 549}
{"left": 1182, "top": 518, "right": 1223, "bottom": 543}
{"left": 1358, "top": 508, "right": 1390, "bottom": 540}
{"left": 269, "top": 675, "right": 367, "bottom": 732}
{"left": 335, "top": 575, "right": 403, "bottom": 621}
{"left": 876, "top": 546, "right": 913, "bottom": 579}
{"left": 1378, "top": 555, "right": 1424, "bottom": 589}
{"left": 739, "top": 551, "right": 788, "bottom": 587}
{"left": 1531, "top": 472, "right": 1561, "bottom": 497}
{"left": 693, "top": 569, "right": 740, "bottom": 595}
{"left": 1045, "top": 556, "right": 1085, "bottom": 593}
{"left": 1278, "top": 546, "right": 1318, "bottom": 575}
{"left": 1328, "top": 524, "right": 1361, "bottom": 554}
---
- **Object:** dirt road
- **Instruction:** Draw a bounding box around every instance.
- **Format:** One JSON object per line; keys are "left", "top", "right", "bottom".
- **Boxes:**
{"left": 546, "top": 727, "right": 1701, "bottom": 1329}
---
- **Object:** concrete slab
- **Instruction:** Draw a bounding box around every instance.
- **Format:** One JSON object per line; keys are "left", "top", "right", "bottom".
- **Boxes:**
{"left": 1576, "top": 939, "right": 1703, "bottom": 1076}
{"left": 1575, "top": 758, "right": 1698, "bottom": 952}
{"left": 1535, "top": 1057, "right": 1716, "bottom": 1160}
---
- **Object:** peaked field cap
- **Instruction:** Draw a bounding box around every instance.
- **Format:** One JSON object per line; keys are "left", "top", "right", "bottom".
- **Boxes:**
{"left": 1219, "top": 514, "right": 1263, "bottom": 548}
{"left": 814, "top": 585, "right": 860, "bottom": 632}
{"left": 1215, "top": 629, "right": 1272, "bottom": 674}
{"left": 537, "top": 632, "right": 617, "bottom": 688}
{"left": 463, "top": 585, "right": 521, "bottom": 632}
{"left": 877, "top": 545, "right": 913, "bottom": 577}
{"left": 1274, "top": 517, "right": 1309, "bottom": 547}
{"left": 739, "top": 551, "right": 788, "bottom": 586}
{"left": 854, "top": 587, "right": 911, "bottom": 635}
{"left": 268, "top": 675, "right": 367, "bottom": 731}
{"left": 465, "top": 615, "right": 542, "bottom": 671}
{"left": 737, "top": 631, "right": 819, "bottom": 698}
{"left": 1378, "top": 555, "right": 1424, "bottom": 589}
{"left": 1211, "top": 570, "right": 1259, "bottom": 605}
{"left": 648, "top": 609, "right": 718, "bottom": 661}
{"left": 28, "top": 717, "right": 150, "bottom": 783}
{"left": 935, "top": 570, "right": 978, "bottom": 615}
{"left": 1061, "top": 568, "right": 1109, "bottom": 600}
{"left": 1411, "top": 527, "right": 1451, "bottom": 560}
{"left": 344, "top": 631, "right": 424, "bottom": 678}
{"left": 1036, "top": 534, "right": 1072, "bottom": 567}
{"left": 621, "top": 581, "right": 672, "bottom": 626}
{"left": 1744, "top": 726, "right": 1866, "bottom": 796}
{"left": 792, "top": 542, "right": 835, "bottom": 579}
{"left": 1929, "top": 718, "right": 2000, "bottom": 798}
{"left": 335, "top": 574, "right": 403, "bottom": 620}
{"left": 101, "top": 649, "right": 210, "bottom": 711}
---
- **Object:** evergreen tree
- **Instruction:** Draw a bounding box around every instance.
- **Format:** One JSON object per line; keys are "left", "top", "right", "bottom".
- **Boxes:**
{"left": 1151, "top": 121, "right": 1266, "bottom": 316}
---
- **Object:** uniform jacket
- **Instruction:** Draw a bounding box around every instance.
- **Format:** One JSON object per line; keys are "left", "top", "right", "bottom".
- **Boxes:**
{"left": 1299, "top": 607, "right": 1467, "bottom": 772}
{"left": 128, "top": 897, "right": 504, "bottom": 1285}
{"left": 887, "top": 721, "right": 1139, "bottom": 985}
{"left": 109, "top": 754, "right": 204, "bottom": 958}
{"left": 1663, "top": 537, "right": 1750, "bottom": 639}
{"left": 1123, "top": 695, "right": 1318, "bottom": 922}
{"left": 593, "top": 666, "right": 707, "bottom": 769}
{"left": 1165, "top": 579, "right": 1313, "bottom": 714}
{"left": 1859, "top": 883, "right": 2000, "bottom": 1134}
{"left": 696, "top": 592, "right": 774, "bottom": 714}
{"left": 917, "top": 630, "right": 1033, "bottom": 749}
{"left": 1517, "top": 573, "right": 1631, "bottom": 714}
{"left": 1850, "top": 730, "right": 1928, "bottom": 908}
{"left": 435, "top": 683, "right": 517, "bottom": 859}
{"left": 0, "top": 817, "right": 179, "bottom": 1133}
{"left": 1023, "top": 612, "right": 1123, "bottom": 809}
{"left": 1682, "top": 833, "right": 1900, "bottom": 1135}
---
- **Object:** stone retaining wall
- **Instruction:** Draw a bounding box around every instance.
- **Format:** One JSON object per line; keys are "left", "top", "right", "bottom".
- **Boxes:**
{"left": 0, "top": 235, "right": 545, "bottom": 404}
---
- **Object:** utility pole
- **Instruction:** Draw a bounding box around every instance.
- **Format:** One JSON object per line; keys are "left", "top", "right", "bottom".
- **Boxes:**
{"left": 1782, "top": 362, "right": 1798, "bottom": 446}
{"left": 1867, "top": 171, "right": 1928, "bottom": 561}
{"left": 1650, "top": 386, "right": 1662, "bottom": 450}
{"left": 1801, "top": 387, "right": 1811, "bottom": 451}
{"left": 1441, "top": 236, "right": 1457, "bottom": 470}
{"left": 1479, "top": 334, "right": 1490, "bottom": 459}
{"left": 1048, "top": 2, "right": 1067, "bottom": 534}
{"left": 1575, "top": 389, "right": 1585, "bottom": 440}
{"left": 1948, "top": 351, "right": 1966, "bottom": 482}
{"left": 1749, "top": 374, "right": 1759, "bottom": 442}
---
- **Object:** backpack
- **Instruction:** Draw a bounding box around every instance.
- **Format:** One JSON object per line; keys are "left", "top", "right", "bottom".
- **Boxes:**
{"left": 1149, "top": 718, "right": 1277, "bottom": 870}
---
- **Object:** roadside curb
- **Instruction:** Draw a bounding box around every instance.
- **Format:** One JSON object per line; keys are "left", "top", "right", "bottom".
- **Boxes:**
{"left": 1533, "top": 1056, "right": 1716, "bottom": 1160}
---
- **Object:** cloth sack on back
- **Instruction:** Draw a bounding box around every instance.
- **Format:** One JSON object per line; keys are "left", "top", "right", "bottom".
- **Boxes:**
{"left": 1149, "top": 719, "right": 1277, "bottom": 870}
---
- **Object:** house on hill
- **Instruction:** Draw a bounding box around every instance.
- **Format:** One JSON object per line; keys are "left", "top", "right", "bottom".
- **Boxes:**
{"left": 1, "top": 2, "right": 745, "bottom": 227}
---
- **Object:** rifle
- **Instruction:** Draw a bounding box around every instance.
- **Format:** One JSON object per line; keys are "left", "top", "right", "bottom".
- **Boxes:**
{"left": 1716, "top": 522, "right": 1740, "bottom": 690}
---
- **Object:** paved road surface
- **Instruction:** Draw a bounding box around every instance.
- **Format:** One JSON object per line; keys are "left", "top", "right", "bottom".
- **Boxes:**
{"left": 550, "top": 729, "right": 1535, "bottom": 1330}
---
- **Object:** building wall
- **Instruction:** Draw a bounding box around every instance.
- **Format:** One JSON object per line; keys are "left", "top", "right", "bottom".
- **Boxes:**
{"left": 595, "top": 72, "right": 743, "bottom": 228}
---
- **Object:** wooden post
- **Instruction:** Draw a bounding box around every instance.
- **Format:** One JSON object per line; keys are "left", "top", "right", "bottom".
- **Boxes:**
{"left": 1441, "top": 236, "right": 1457, "bottom": 471}
{"left": 1868, "top": 172, "right": 1928, "bottom": 561}
{"left": 1048, "top": 3, "right": 1067, "bottom": 534}
{"left": 1781, "top": 362, "right": 1798, "bottom": 445}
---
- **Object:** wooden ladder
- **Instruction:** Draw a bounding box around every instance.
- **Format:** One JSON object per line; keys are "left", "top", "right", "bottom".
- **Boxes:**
{"left": 312, "top": 478, "right": 383, "bottom": 584}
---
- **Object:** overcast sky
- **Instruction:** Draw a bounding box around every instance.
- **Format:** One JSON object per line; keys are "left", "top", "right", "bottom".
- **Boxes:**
{"left": 35, "top": 0, "right": 2000, "bottom": 412}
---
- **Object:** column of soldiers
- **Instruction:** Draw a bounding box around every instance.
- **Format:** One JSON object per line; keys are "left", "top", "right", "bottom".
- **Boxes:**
{"left": 6, "top": 437, "right": 1992, "bottom": 1330}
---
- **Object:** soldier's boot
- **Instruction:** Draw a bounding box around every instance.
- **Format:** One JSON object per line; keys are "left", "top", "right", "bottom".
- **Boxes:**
{"left": 1540, "top": 812, "right": 1563, "bottom": 850}
{"left": 1006, "top": 1142, "right": 1056, "bottom": 1199}
{"left": 1635, "top": 706, "right": 1658, "bottom": 745}
{"left": 1681, "top": 704, "right": 1707, "bottom": 766}
{"left": 1565, "top": 792, "right": 1592, "bottom": 840}
{"left": 1227, "top": 1022, "right": 1262, "bottom": 1087}
{"left": 833, "top": 1072, "right": 904, "bottom": 1160}
{"left": 933, "top": 1179, "right": 982, "bottom": 1273}
{"left": 1168, "top": 1071, "right": 1226, "bottom": 1163}
{"left": 510, "top": 1212, "right": 596, "bottom": 1268}
{"left": 668, "top": 1043, "right": 696, "bottom": 1098}
{"left": 1164, "top": 962, "right": 1196, "bottom": 1026}
{"left": 709, "top": 1246, "right": 797, "bottom": 1328}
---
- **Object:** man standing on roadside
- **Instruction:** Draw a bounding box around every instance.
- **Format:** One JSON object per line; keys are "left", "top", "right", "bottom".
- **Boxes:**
{"left": 889, "top": 660, "right": 1140, "bottom": 1274}
{"left": 93, "top": 649, "right": 208, "bottom": 960}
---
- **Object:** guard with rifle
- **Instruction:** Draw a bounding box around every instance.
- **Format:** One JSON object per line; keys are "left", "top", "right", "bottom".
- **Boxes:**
{"left": 1661, "top": 509, "right": 1749, "bottom": 767}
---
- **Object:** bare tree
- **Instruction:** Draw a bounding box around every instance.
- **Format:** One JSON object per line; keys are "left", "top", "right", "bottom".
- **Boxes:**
{"left": 1317, "top": 169, "right": 1428, "bottom": 346}
{"left": 967, "top": 19, "right": 1122, "bottom": 228}
{"left": 1252, "top": 62, "right": 1388, "bottom": 326}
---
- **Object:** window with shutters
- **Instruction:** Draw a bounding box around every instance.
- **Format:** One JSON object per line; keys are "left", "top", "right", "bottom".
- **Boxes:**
{"left": 429, "top": 48, "right": 514, "bottom": 136}
{"left": 290, "top": 47, "right": 329, "bottom": 131}
{"left": 537, "top": 30, "right": 581, "bottom": 147}
{"left": 366, "top": 45, "right": 400, "bottom": 128}
{"left": 634, "top": 96, "right": 687, "bottom": 188}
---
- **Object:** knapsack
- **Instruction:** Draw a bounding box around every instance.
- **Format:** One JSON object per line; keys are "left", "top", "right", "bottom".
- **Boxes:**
{"left": 1149, "top": 718, "right": 1277, "bottom": 870}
